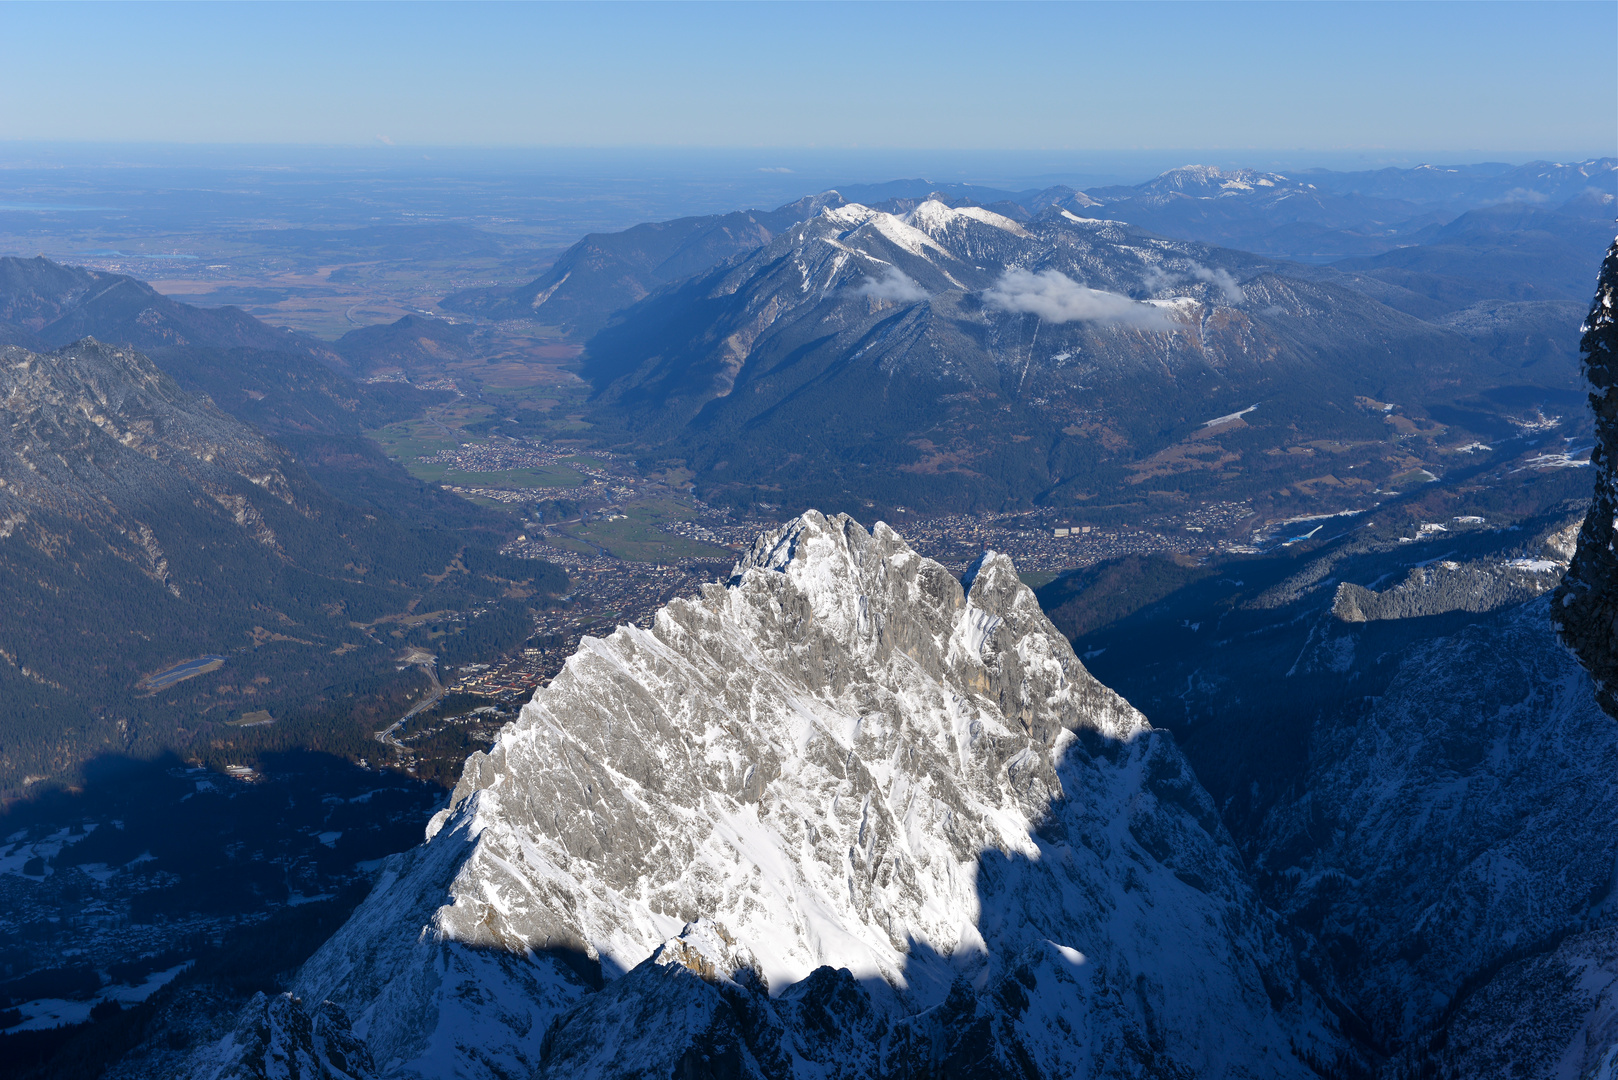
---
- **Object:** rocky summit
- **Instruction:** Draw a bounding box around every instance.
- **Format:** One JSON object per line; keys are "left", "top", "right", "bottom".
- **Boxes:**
{"left": 192, "top": 511, "right": 1353, "bottom": 1078}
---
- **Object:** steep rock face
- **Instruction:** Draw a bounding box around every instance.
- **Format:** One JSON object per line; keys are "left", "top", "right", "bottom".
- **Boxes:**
{"left": 291, "top": 512, "right": 1339, "bottom": 1078}
{"left": 1556, "top": 237, "right": 1618, "bottom": 713}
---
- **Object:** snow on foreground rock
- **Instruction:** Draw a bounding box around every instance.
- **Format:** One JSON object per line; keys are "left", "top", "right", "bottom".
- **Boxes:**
{"left": 234, "top": 512, "right": 1341, "bottom": 1078}
{"left": 192, "top": 992, "right": 375, "bottom": 1080}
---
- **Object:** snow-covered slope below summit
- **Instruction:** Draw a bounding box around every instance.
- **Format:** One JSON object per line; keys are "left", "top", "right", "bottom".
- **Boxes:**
{"left": 287, "top": 511, "right": 1340, "bottom": 1079}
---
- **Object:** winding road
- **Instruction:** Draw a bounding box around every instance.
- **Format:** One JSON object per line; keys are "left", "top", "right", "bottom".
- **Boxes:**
{"left": 375, "top": 650, "right": 444, "bottom": 751}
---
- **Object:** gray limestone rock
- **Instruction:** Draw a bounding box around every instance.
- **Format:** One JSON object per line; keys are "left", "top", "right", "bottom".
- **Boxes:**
{"left": 282, "top": 512, "right": 1342, "bottom": 1078}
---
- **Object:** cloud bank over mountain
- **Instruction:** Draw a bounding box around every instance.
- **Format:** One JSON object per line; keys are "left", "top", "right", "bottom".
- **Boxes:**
{"left": 855, "top": 267, "right": 930, "bottom": 303}
{"left": 982, "top": 268, "right": 1174, "bottom": 329}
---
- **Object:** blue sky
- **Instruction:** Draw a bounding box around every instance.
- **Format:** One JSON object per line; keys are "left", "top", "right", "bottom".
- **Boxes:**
{"left": 0, "top": 1, "right": 1612, "bottom": 158}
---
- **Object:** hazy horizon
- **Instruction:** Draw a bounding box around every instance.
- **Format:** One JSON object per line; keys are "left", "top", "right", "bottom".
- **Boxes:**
{"left": 1, "top": 142, "right": 1610, "bottom": 216}
{"left": 2, "top": 2, "right": 1612, "bottom": 157}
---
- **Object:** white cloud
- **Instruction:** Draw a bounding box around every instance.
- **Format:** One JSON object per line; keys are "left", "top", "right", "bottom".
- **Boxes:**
{"left": 982, "top": 267, "right": 1173, "bottom": 329}
{"left": 758, "top": 166, "right": 793, "bottom": 174}
{"left": 855, "top": 266, "right": 929, "bottom": 303}
{"left": 1140, "top": 265, "right": 1177, "bottom": 294}
{"left": 1190, "top": 263, "right": 1246, "bottom": 303}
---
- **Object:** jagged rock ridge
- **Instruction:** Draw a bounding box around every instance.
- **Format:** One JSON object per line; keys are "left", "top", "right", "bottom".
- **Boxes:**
{"left": 244, "top": 511, "right": 1346, "bottom": 1079}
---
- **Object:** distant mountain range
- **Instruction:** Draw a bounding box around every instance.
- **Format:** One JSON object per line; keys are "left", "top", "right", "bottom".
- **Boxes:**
{"left": 441, "top": 192, "right": 849, "bottom": 338}
{"left": 1308, "top": 198, "right": 1616, "bottom": 317}
{"left": 0, "top": 254, "right": 340, "bottom": 359}
{"left": 577, "top": 197, "right": 1591, "bottom": 517}
{"left": 435, "top": 160, "right": 1610, "bottom": 519}
{"left": 448, "top": 158, "right": 1615, "bottom": 340}
{"left": 1082, "top": 158, "right": 1616, "bottom": 260}
{"left": 0, "top": 256, "right": 506, "bottom": 532}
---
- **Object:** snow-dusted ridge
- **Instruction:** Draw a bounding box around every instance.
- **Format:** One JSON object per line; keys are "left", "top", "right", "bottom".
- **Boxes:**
{"left": 904, "top": 198, "right": 1032, "bottom": 239}
{"left": 205, "top": 512, "right": 1340, "bottom": 1078}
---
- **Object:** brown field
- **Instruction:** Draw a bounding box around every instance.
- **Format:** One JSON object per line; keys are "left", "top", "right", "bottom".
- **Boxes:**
{"left": 1126, "top": 439, "right": 1241, "bottom": 484}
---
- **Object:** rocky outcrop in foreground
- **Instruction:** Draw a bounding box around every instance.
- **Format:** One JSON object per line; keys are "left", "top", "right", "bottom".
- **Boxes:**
{"left": 1556, "top": 236, "right": 1618, "bottom": 711}
{"left": 192, "top": 993, "right": 373, "bottom": 1080}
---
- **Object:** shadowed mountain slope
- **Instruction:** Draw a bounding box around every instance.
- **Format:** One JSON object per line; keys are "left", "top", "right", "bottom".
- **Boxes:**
{"left": 454, "top": 159, "right": 1615, "bottom": 345}
{"left": 0, "top": 339, "right": 563, "bottom": 796}
{"left": 1056, "top": 508, "right": 1618, "bottom": 1074}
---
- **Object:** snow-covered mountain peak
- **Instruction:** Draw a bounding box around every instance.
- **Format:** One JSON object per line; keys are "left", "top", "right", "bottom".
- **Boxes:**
{"left": 819, "top": 201, "right": 880, "bottom": 230}
{"left": 775, "top": 189, "right": 849, "bottom": 219}
{"left": 904, "top": 198, "right": 1031, "bottom": 239}
{"left": 276, "top": 510, "right": 1336, "bottom": 1078}
{"left": 1056, "top": 207, "right": 1125, "bottom": 229}
{"left": 857, "top": 212, "right": 953, "bottom": 260}
{"left": 1145, "top": 164, "right": 1291, "bottom": 198}
{"left": 814, "top": 202, "right": 953, "bottom": 261}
